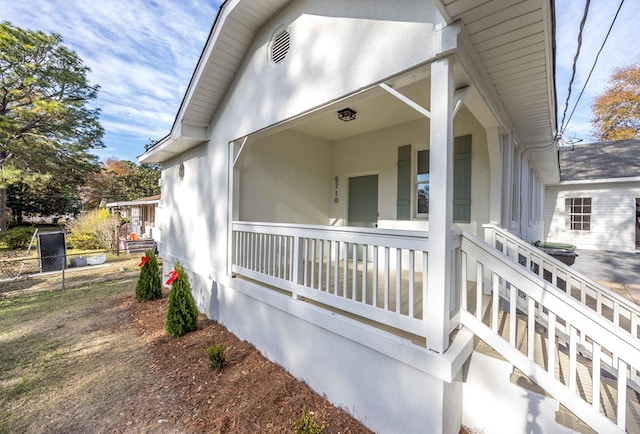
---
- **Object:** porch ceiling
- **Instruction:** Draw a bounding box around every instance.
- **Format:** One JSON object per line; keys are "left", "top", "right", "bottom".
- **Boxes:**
{"left": 284, "top": 64, "right": 494, "bottom": 143}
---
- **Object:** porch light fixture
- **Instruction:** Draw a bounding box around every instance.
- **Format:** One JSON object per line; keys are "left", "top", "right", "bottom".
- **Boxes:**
{"left": 337, "top": 108, "right": 357, "bottom": 122}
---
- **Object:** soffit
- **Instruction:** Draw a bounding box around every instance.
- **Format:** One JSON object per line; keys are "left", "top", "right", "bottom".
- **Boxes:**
{"left": 437, "top": 0, "right": 558, "bottom": 182}
{"left": 179, "top": 0, "right": 292, "bottom": 129}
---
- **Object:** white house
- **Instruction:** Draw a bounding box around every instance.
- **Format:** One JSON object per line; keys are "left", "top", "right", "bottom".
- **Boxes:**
{"left": 105, "top": 194, "right": 161, "bottom": 242}
{"left": 140, "top": 1, "right": 640, "bottom": 433}
{"left": 545, "top": 140, "right": 640, "bottom": 252}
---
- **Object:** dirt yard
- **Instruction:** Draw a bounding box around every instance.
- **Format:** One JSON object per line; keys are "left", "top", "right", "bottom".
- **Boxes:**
{"left": 0, "top": 257, "right": 372, "bottom": 433}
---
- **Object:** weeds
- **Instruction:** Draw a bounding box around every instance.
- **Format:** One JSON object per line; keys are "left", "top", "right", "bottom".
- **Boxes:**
{"left": 205, "top": 344, "right": 226, "bottom": 370}
{"left": 294, "top": 407, "right": 326, "bottom": 434}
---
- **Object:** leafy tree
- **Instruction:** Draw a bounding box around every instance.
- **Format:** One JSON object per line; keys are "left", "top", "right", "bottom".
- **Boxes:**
{"left": 81, "top": 159, "right": 160, "bottom": 209}
{"left": 125, "top": 163, "right": 161, "bottom": 200}
{"left": 164, "top": 263, "right": 199, "bottom": 337}
{"left": 591, "top": 60, "right": 640, "bottom": 141}
{"left": 135, "top": 250, "right": 162, "bottom": 301}
{"left": 0, "top": 22, "right": 104, "bottom": 230}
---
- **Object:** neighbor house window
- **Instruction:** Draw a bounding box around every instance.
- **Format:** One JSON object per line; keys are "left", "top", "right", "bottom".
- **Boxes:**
{"left": 416, "top": 150, "right": 429, "bottom": 216}
{"left": 565, "top": 197, "right": 591, "bottom": 230}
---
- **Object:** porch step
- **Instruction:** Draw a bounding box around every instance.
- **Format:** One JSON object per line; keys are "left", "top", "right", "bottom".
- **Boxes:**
{"left": 120, "top": 238, "right": 157, "bottom": 254}
{"left": 471, "top": 291, "right": 640, "bottom": 433}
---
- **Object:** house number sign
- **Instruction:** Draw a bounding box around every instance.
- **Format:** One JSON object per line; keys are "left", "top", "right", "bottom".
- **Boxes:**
{"left": 334, "top": 176, "right": 339, "bottom": 203}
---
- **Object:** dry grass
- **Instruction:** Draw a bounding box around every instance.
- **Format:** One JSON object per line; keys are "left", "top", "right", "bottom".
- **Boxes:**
{"left": 0, "top": 257, "right": 146, "bottom": 433}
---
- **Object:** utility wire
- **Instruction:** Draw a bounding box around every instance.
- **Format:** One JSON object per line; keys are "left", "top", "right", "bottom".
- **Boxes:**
{"left": 559, "top": 0, "right": 591, "bottom": 133}
{"left": 561, "top": 0, "right": 625, "bottom": 134}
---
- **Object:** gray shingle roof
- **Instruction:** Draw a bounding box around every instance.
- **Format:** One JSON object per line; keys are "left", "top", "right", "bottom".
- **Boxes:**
{"left": 559, "top": 139, "right": 640, "bottom": 181}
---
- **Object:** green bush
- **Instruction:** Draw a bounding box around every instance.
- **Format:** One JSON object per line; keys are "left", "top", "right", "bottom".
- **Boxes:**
{"left": 294, "top": 407, "right": 326, "bottom": 434}
{"left": 164, "top": 263, "right": 199, "bottom": 337}
{"left": 1, "top": 226, "right": 36, "bottom": 249}
{"left": 135, "top": 250, "right": 162, "bottom": 301}
{"left": 205, "top": 344, "right": 226, "bottom": 370}
{"left": 66, "top": 209, "right": 119, "bottom": 250}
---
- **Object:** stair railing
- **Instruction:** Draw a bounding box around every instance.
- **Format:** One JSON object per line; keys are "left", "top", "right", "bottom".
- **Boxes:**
{"left": 460, "top": 230, "right": 640, "bottom": 433}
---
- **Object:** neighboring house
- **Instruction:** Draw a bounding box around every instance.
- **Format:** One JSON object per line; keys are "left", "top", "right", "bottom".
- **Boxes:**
{"left": 139, "top": 1, "right": 640, "bottom": 433}
{"left": 545, "top": 140, "right": 640, "bottom": 252}
{"left": 105, "top": 194, "right": 161, "bottom": 242}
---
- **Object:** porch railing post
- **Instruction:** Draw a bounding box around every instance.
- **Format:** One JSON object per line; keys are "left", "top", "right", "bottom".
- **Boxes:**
{"left": 291, "top": 234, "right": 302, "bottom": 300}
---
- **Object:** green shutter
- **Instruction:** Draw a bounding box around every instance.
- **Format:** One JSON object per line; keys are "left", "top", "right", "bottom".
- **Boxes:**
{"left": 397, "top": 145, "right": 411, "bottom": 220}
{"left": 453, "top": 135, "right": 472, "bottom": 223}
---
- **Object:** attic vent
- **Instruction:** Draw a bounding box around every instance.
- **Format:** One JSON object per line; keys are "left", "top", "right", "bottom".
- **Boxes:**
{"left": 270, "top": 29, "right": 290, "bottom": 64}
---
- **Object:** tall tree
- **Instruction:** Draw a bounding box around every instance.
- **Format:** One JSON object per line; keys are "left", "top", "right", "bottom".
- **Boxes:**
{"left": 0, "top": 22, "right": 104, "bottom": 229}
{"left": 591, "top": 60, "right": 640, "bottom": 141}
{"left": 81, "top": 159, "right": 160, "bottom": 209}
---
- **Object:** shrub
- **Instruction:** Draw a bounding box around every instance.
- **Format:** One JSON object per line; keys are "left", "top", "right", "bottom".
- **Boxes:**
{"left": 66, "top": 209, "right": 119, "bottom": 250}
{"left": 135, "top": 250, "right": 162, "bottom": 301}
{"left": 294, "top": 407, "right": 326, "bottom": 434}
{"left": 0, "top": 226, "right": 36, "bottom": 249}
{"left": 205, "top": 344, "right": 226, "bottom": 370}
{"left": 164, "top": 263, "right": 199, "bottom": 337}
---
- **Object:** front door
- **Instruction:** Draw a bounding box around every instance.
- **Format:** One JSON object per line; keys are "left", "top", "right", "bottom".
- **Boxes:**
{"left": 348, "top": 175, "right": 378, "bottom": 228}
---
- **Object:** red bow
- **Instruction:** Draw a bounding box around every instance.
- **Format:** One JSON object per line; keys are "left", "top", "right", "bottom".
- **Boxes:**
{"left": 138, "top": 256, "right": 149, "bottom": 267}
{"left": 165, "top": 270, "right": 178, "bottom": 285}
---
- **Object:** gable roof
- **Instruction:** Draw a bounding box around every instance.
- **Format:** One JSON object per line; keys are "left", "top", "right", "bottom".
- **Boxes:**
{"left": 139, "top": 0, "right": 292, "bottom": 163}
{"left": 559, "top": 140, "right": 640, "bottom": 182}
{"left": 140, "top": 0, "right": 557, "bottom": 182}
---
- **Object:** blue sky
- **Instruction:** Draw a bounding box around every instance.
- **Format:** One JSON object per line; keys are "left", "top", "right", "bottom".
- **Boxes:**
{"left": 1, "top": 0, "right": 221, "bottom": 162}
{"left": 1, "top": 1, "right": 638, "bottom": 162}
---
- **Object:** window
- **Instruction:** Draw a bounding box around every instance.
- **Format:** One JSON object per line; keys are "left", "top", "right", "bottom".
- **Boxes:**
{"left": 416, "top": 150, "right": 429, "bottom": 216}
{"left": 565, "top": 198, "right": 591, "bottom": 230}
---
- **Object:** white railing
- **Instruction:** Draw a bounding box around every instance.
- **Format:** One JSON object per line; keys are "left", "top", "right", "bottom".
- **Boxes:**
{"left": 484, "top": 224, "right": 640, "bottom": 339}
{"left": 232, "top": 221, "right": 640, "bottom": 431}
{"left": 232, "top": 221, "right": 461, "bottom": 342}
{"left": 461, "top": 231, "right": 640, "bottom": 433}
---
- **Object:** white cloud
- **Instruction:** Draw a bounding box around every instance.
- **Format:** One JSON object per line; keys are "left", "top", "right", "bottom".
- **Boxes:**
{"left": 5, "top": 0, "right": 636, "bottom": 156}
{"left": 1, "top": 0, "right": 219, "bottom": 161}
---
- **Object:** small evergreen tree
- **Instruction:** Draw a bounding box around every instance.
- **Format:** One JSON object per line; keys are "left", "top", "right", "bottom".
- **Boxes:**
{"left": 135, "top": 250, "right": 162, "bottom": 301}
{"left": 164, "top": 263, "right": 199, "bottom": 337}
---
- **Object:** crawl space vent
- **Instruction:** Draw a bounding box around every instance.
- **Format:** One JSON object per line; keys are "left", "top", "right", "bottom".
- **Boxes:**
{"left": 271, "top": 29, "right": 290, "bottom": 64}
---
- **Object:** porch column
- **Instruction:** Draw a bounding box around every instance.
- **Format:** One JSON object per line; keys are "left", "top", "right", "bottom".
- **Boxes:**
{"left": 486, "top": 127, "right": 502, "bottom": 226}
{"left": 427, "top": 57, "right": 454, "bottom": 354}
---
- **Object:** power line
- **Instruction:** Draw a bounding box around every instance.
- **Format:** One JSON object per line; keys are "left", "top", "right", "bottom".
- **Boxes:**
{"left": 561, "top": 0, "right": 626, "bottom": 134}
{"left": 559, "top": 0, "right": 591, "bottom": 133}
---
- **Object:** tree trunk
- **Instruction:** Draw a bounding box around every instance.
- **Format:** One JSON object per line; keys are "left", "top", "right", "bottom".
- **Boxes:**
{"left": 0, "top": 151, "right": 6, "bottom": 231}
{"left": 0, "top": 187, "right": 6, "bottom": 232}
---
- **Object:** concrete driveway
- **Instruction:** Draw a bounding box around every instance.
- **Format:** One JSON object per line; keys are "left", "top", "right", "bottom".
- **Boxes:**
{"left": 571, "top": 249, "right": 640, "bottom": 305}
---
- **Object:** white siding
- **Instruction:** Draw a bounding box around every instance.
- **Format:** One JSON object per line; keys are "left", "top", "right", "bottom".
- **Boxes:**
{"left": 545, "top": 182, "right": 640, "bottom": 252}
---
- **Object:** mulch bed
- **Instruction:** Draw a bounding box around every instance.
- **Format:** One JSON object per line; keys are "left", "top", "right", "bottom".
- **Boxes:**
{"left": 127, "top": 292, "right": 373, "bottom": 433}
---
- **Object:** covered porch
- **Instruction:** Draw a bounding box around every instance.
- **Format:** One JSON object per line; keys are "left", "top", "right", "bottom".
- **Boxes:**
{"left": 228, "top": 57, "right": 501, "bottom": 352}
